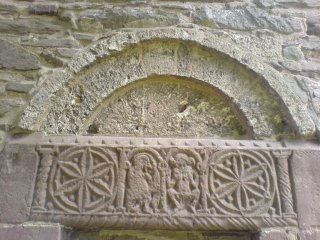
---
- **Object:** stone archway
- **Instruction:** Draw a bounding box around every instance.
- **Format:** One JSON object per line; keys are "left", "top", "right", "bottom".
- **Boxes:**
{"left": 1, "top": 28, "right": 319, "bottom": 240}
{"left": 18, "top": 28, "right": 316, "bottom": 139}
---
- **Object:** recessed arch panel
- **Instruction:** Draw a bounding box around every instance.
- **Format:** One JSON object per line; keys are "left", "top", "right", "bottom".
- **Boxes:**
{"left": 18, "top": 28, "right": 315, "bottom": 139}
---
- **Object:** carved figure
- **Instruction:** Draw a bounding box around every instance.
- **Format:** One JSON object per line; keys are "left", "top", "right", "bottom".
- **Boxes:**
{"left": 126, "top": 153, "right": 160, "bottom": 213}
{"left": 168, "top": 153, "right": 200, "bottom": 213}
{"left": 29, "top": 138, "right": 297, "bottom": 230}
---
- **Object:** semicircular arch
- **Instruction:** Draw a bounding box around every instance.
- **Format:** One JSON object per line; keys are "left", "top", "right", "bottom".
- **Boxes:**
{"left": 18, "top": 28, "right": 315, "bottom": 139}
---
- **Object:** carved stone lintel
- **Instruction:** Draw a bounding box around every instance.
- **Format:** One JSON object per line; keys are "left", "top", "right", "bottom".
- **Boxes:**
{"left": 5, "top": 135, "right": 297, "bottom": 230}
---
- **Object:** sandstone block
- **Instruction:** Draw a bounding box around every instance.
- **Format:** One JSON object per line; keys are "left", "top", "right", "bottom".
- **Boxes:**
{"left": 253, "top": 229, "right": 296, "bottom": 240}
{"left": 78, "top": 8, "right": 180, "bottom": 31}
{"left": 192, "top": 7, "right": 304, "bottom": 34}
{"left": 21, "top": 37, "right": 80, "bottom": 48}
{"left": 298, "top": 228, "right": 320, "bottom": 240}
{"left": 283, "top": 46, "right": 304, "bottom": 61}
{"left": 0, "top": 224, "right": 68, "bottom": 240}
{"left": 0, "top": 19, "right": 62, "bottom": 34}
{"left": 307, "top": 15, "right": 320, "bottom": 37}
{"left": 290, "top": 147, "right": 320, "bottom": 228}
{"left": 0, "top": 40, "right": 40, "bottom": 70}
{"left": 6, "top": 81, "right": 35, "bottom": 93}
{"left": 3, "top": 135, "right": 298, "bottom": 230}
{"left": 0, "top": 144, "right": 39, "bottom": 223}
{"left": 29, "top": 3, "right": 59, "bottom": 15}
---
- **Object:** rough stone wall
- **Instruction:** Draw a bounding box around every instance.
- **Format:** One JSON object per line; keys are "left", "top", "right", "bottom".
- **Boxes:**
{"left": 0, "top": 0, "right": 319, "bottom": 141}
{"left": 0, "top": 0, "right": 319, "bottom": 240}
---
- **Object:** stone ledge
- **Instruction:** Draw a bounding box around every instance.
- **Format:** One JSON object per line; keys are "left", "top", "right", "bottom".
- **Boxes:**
{"left": 1, "top": 134, "right": 310, "bottom": 231}
{"left": 0, "top": 223, "right": 68, "bottom": 240}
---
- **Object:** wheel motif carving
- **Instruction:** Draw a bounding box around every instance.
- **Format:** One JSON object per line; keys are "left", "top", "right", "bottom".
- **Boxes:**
{"left": 48, "top": 147, "right": 117, "bottom": 214}
{"left": 208, "top": 150, "right": 275, "bottom": 216}
{"left": 30, "top": 138, "right": 297, "bottom": 229}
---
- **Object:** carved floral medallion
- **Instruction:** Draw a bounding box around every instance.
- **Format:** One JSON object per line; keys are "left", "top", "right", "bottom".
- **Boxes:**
{"left": 29, "top": 136, "right": 297, "bottom": 230}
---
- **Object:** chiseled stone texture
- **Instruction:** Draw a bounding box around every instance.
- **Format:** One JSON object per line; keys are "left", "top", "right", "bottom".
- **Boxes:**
{"left": 0, "top": 144, "right": 39, "bottom": 223}
{"left": 0, "top": 223, "right": 67, "bottom": 240}
{"left": 0, "top": 0, "right": 317, "bottom": 143}
{"left": 298, "top": 228, "right": 320, "bottom": 240}
{"left": 290, "top": 146, "right": 320, "bottom": 228}
{"left": 6, "top": 135, "right": 298, "bottom": 230}
{"left": 0, "top": 0, "right": 318, "bottom": 238}
{"left": 89, "top": 77, "right": 247, "bottom": 138}
{"left": 253, "top": 229, "right": 296, "bottom": 240}
{"left": 0, "top": 40, "right": 40, "bottom": 70}
{"left": 20, "top": 32, "right": 314, "bottom": 139}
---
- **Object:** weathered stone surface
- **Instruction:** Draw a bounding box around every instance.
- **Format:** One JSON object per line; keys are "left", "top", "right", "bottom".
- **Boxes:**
{"left": 0, "top": 108, "right": 22, "bottom": 131}
{"left": 18, "top": 28, "right": 316, "bottom": 138}
{"left": 252, "top": 229, "right": 296, "bottom": 240}
{"left": 0, "top": 144, "right": 39, "bottom": 223}
{"left": 283, "top": 46, "right": 305, "bottom": 61}
{"left": 6, "top": 135, "right": 297, "bottom": 230}
{"left": 0, "top": 98, "right": 25, "bottom": 116}
{"left": 89, "top": 77, "right": 247, "bottom": 138}
{"left": 0, "top": 71, "right": 33, "bottom": 83}
{"left": 29, "top": 3, "right": 59, "bottom": 15}
{"left": 290, "top": 147, "right": 320, "bottom": 227}
{"left": 41, "top": 84, "right": 99, "bottom": 134}
{"left": 229, "top": 31, "right": 282, "bottom": 59}
{"left": 298, "top": 228, "right": 320, "bottom": 240}
{"left": 303, "top": 0, "right": 320, "bottom": 7}
{"left": 41, "top": 40, "right": 294, "bottom": 138}
{"left": 40, "top": 50, "right": 65, "bottom": 68}
{"left": 255, "top": 0, "right": 320, "bottom": 7}
{"left": 56, "top": 48, "right": 79, "bottom": 58}
{"left": 21, "top": 37, "right": 80, "bottom": 48}
{"left": 0, "top": 223, "right": 68, "bottom": 240}
{"left": 0, "top": 130, "right": 6, "bottom": 151}
{"left": 78, "top": 8, "right": 180, "bottom": 31}
{"left": 0, "top": 40, "right": 40, "bottom": 70}
{"left": 0, "top": 18, "right": 63, "bottom": 34}
{"left": 307, "top": 15, "right": 320, "bottom": 37}
{"left": 6, "top": 81, "right": 35, "bottom": 93}
{"left": 0, "top": 3, "right": 19, "bottom": 13}
{"left": 0, "top": 83, "right": 6, "bottom": 95}
{"left": 192, "top": 7, "right": 304, "bottom": 34}
{"left": 73, "top": 230, "right": 250, "bottom": 240}
{"left": 280, "top": 60, "right": 320, "bottom": 78}
{"left": 0, "top": 0, "right": 319, "bottom": 237}
{"left": 300, "top": 36, "right": 320, "bottom": 52}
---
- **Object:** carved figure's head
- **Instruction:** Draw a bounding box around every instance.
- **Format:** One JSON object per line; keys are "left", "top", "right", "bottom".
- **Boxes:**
{"left": 174, "top": 153, "right": 195, "bottom": 167}
{"left": 132, "top": 153, "right": 151, "bottom": 170}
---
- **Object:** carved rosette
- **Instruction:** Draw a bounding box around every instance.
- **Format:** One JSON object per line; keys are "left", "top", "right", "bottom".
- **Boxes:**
{"left": 208, "top": 150, "right": 276, "bottom": 216}
{"left": 29, "top": 137, "right": 297, "bottom": 230}
{"left": 44, "top": 146, "right": 118, "bottom": 214}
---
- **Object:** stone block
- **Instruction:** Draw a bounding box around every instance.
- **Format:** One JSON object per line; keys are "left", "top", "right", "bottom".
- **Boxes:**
{"left": 298, "top": 228, "right": 320, "bottom": 240}
{"left": 5, "top": 135, "right": 298, "bottom": 230}
{"left": 0, "top": 144, "right": 39, "bottom": 223}
{"left": 0, "top": 223, "right": 67, "bottom": 240}
{"left": 78, "top": 8, "right": 180, "bottom": 31}
{"left": 0, "top": 40, "right": 40, "bottom": 70}
{"left": 21, "top": 37, "right": 80, "bottom": 48}
{"left": 290, "top": 147, "right": 320, "bottom": 228}
{"left": 283, "top": 46, "right": 304, "bottom": 61}
{"left": 29, "top": 3, "right": 59, "bottom": 15}
{"left": 0, "top": 18, "right": 63, "bottom": 34}
{"left": 6, "top": 81, "right": 35, "bottom": 93}
{"left": 252, "top": 229, "right": 296, "bottom": 240}
{"left": 192, "top": 6, "right": 304, "bottom": 34}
